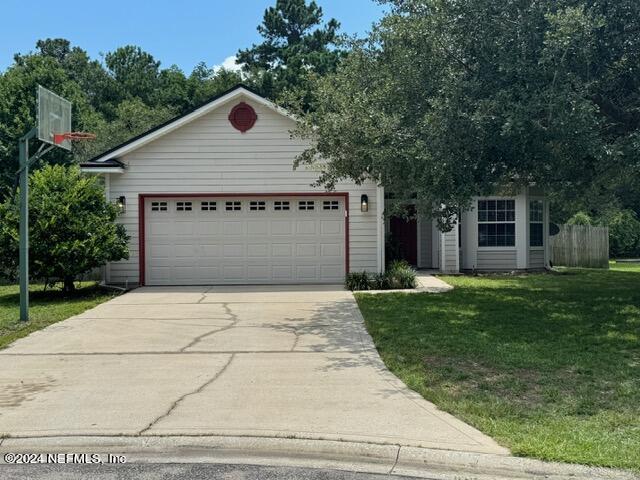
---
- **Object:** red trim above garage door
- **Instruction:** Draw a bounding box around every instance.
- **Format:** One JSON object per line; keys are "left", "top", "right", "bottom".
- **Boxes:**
{"left": 137, "top": 192, "right": 350, "bottom": 286}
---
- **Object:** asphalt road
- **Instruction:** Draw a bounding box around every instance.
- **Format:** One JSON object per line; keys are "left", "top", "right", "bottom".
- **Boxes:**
{"left": 0, "top": 463, "right": 425, "bottom": 480}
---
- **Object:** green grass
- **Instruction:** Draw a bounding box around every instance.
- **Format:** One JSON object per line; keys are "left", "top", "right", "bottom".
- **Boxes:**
{"left": 0, "top": 282, "right": 118, "bottom": 350}
{"left": 356, "top": 262, "right": 640, "bottom": 471}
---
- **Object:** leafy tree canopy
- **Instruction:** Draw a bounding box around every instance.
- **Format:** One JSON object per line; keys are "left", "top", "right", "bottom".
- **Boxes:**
{"left": 294, "top": 0, "right": 640, "bottom": 228}
{"left": 237, "top": 0, "right": 343, "bottom": 102}
{"left": 105, "top": 45, "right": 162, "bottom": 105}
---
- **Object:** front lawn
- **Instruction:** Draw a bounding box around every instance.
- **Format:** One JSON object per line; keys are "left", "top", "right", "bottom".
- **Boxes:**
{"left": 0, "top": 282, "right": 118, "bottom": 350}
{"left": 356, "top": 263, "right": 640, "bottom": 471}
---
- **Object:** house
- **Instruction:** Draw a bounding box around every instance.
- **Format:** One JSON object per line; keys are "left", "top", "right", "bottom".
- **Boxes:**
{"left": 81, "top": 85, "right": 550, "bottom": 286}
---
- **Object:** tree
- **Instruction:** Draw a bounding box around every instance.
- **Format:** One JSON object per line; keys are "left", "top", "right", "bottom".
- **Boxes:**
{"left": 567, "top": 212, "right": 593, "bottom": 226}
{"left": 29, "top": 38, "right": 121, "bottom": 119}
{"left": 605, "top": 210, "right": 640, "bottom": 258}
{"left": 0, "top": 165, "right": 129, "bottom": 291}
{"left": 187, "top": 64, "right": 244, "bottom": 108}
{"left": 73, "top": 98, "right": 175, "bottom": 162}
{"left": 237, "top": 0, "right": 342, "bottom": 101}
{"left": 294, "top": 0, "right": 640, "bottom": 228}
{"left": 104, "top": 45, "right": 161, "bottom": 104}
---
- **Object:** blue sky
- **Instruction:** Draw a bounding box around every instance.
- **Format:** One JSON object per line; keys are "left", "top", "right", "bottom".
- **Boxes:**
{"left": 1, "top": 0, "right": 387, "bottom": 73}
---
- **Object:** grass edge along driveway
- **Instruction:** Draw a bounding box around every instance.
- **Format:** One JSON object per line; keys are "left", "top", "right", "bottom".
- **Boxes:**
{"left": 356, "top": 263, "right": 640, "bottom": 471}
{"left": 0, "top": 282, "right": 119, "bottom": 350}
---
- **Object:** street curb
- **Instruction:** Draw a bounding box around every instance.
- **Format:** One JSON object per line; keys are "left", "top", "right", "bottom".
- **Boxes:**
{"left": 1, "top": 435, "right": 636, "bottom": 480}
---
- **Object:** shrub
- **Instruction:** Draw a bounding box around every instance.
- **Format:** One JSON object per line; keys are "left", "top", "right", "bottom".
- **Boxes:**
{"left": 605, "top": 210, "right": 640, "bottom": 258}
{"left": 387, "top": 259, "right": 412, "bottom": 271}
{"left": 567, "top": 211, "right": 593, "bottom": 226}
{"left": 386, "top": 260, "right": 418, "bottom": 289}
{"left": 371, "top": 272, "right": 391, "bottom": 290}
{"left": 345, "top": 261, "right": 418, "bottom": 291}
{"left": 345, "top": 271, "right": 372, "bottom": 291}
{"left": 0, "top": 165, "right": 129, "bottom": 292}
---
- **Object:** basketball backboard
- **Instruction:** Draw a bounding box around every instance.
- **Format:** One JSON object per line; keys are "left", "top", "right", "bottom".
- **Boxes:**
{"left": 37, "top": 85, "right": 72, "bottom": 151}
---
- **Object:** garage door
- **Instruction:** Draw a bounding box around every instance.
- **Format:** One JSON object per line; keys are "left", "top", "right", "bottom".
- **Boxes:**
{"left": 144, "top": 196, "right": 346, "bottom": 285}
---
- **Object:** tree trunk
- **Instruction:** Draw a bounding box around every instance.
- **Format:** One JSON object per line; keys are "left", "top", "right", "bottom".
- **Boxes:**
{"left": 63, "top": 277, "right": 76, "bottom": 293}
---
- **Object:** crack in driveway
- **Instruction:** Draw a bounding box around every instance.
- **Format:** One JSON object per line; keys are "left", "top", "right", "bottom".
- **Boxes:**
{"left": 139, "top": 354, "right": 235, "bottom": 435}
{"left": 196, "top": 286, "right": 215, "bottom": 304}
{"left": 179, "top": 303, "right": 239, "bottom": 352}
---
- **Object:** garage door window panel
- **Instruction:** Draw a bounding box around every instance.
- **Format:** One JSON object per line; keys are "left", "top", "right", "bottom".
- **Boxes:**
{"left": 151, "top": 201, "right": 168, "bottom": 212}
{"left": 250, "top": 201, "right": 266, "bottom": 211}
{"left": 299, "top": 200, "right": 315, "bottom": 211}
{"left": 274, "top": 201, "right": 290, "bottom": 211}
{"left": 323, "top": 200, "right": 339, "bottom": 211}
{"left": 226, "top": 201, "right": 242, "bottom": 211}
{"left": 176, "top": 201, "right": 192, "bottom": 212}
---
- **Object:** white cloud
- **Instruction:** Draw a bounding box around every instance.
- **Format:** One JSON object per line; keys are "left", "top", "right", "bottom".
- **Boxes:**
{"left": 214, "top": 55, "right": 242, "bottom": 73}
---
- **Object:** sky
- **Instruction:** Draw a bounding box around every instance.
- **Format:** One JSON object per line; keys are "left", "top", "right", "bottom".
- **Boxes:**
{"left": 0, "top": 0, "right": 387, "bottom": 73}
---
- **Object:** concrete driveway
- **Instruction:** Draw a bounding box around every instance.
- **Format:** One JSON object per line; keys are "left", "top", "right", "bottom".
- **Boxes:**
{"left": 0, "top": 285, "right": 506, "bottom": 455}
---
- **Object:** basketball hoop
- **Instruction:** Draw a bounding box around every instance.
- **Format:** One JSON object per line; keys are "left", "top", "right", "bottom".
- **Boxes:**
{"left": 17, "top": 87, "right": 99, "bottom": 322}
{"left": 53, "top": 132, "right": 96, "bottom": 145}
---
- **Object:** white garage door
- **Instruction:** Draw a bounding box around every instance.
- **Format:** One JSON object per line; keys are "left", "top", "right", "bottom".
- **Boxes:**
{"left": 144, "top": 196, "right": 346, "bottom": 285}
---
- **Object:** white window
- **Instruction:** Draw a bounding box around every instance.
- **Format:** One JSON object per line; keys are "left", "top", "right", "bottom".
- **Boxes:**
{"left": 530, "top": 200, "right": 544, "bottom": 247}
{"left": 274, "top": 201, "right": 290, "bottom": 211}
{"left": 298, "top": 200, "right": 315, "bottom": 211}
{"left": 201, "top": 201, "right": 216, "bottom": 211}
{"left": 478, "top": 199, "right": 515, "bottom": 247}
{"left": 323, "top": 200, "right": 339, "bottom": 210}
{"left": 176, "top": 201, "right": 192, "bottom": 212}
{"left": 250, "top": 200, "right": 266, "bottom": 211}
{"left": 151, "top": 201, "right": 167, "bottom": 212}
{"left": 225, "top": 201, "right": 241, "bottom": 211}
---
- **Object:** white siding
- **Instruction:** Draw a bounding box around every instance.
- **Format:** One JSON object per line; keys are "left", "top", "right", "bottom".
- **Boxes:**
{"left": 529, "top": 249, "right": 545, "bottom": 269}
{"left": 106, "top": 95, "right": 378, "bottom": 284}
{"left": 441, "top": 224, "right": 459, "bottom": 273}
{"left": 476, "top": 250, "right": 517, "bottom": 270}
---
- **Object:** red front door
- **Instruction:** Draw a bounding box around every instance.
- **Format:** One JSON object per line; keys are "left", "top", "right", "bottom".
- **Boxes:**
{"left": 389, "top": 214, "right": 418, "bottom": 266}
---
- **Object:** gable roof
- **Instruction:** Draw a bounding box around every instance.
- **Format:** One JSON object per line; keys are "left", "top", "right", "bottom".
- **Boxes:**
{"left": 88, "top": 84, "right": 295, "bottom": 163}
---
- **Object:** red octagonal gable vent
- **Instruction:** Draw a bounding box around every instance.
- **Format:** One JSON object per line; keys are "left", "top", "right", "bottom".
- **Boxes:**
{"left": 228, "top": 102, "right": 257, "bottom": 132}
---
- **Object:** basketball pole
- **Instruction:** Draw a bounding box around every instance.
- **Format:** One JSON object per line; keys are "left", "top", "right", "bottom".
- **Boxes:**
{"left": 18, "top": 128, "right": 36, "bottom": 322}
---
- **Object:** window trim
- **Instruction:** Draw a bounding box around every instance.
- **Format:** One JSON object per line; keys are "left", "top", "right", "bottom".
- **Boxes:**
{"left": 477, "top": 198, "right": 516, "bottom": 249}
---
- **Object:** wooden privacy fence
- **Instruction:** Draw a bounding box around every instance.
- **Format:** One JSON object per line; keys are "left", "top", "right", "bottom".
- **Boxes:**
{"left": 550, "top": 224, "right": 609, "bottom": 268}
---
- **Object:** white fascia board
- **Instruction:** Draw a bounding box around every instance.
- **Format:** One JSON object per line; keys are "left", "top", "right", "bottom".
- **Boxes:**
{"left": 93, "top": 87, "right": 296, "bottom": 164}
{"left": 80, "top": 167, "right": 124, "bottom": 174}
